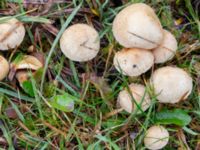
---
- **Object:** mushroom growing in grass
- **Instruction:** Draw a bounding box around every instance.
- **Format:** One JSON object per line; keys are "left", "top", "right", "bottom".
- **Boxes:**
{"left": 0, "top": 55, "right": 9, "bottom": 81}
{"left": 153, "top": 30, "right": 178, "bottom": 64}
{"left": 117, "top": 83, "right": 151, "bottom": 113}
{"left": 0, "top": 17, "right": 25, "bottom": 50}
{"left": 113, "top": 48, "right": 154, "bottom": 77}
{"left": 144, "top": 125, "right": 169, "bottom": 150}
{"left": 112, "top": 3, "right": 163, "bottom": 49}
{"left": 9, "top": 55, "right": 43, "bottom": 81}
{"left": 11, "top": 55, "right": 43, "bottom": 71}
{"left": 151, "top": 66, "right": 193, "bottom": 103}
{"left": 60, "top": 24, "right": 100, "bottom": 62}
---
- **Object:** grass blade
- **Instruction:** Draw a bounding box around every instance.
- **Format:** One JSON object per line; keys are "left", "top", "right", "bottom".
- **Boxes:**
{"left": 40, "top": 2, "right": 83, "bottom": 92}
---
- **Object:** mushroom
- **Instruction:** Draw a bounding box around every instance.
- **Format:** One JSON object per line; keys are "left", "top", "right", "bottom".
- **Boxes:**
{"left": 117, "top": 83, "right": 151, "bottom": 113}
{"left": 0, "top": 55, "right": 9, "bottom": 81}
{"left": 0, "top": 17, "right": 25, "bottom": 50}
{"left": 113, "top": 48, "right": 154, "bottom": 76}
{"left": 112, "top": 3, "right": 163, "bottom": 49}
{"left": 144, "top": 125, "right": 169, "bottom": 150}
{"left": 151, "top": 66, "right": 193, "bottom": 103}
{"left": 9, "top": 55, "right": 43, "bottom": 81}
{"left": 11, "top": 55, "right": 43, "bottom": 71}
{"left": 60, "top": 24, "right": 100, "bottom": 62}
{"left": 153, "top": 30, "right": 178, "bottom": 64}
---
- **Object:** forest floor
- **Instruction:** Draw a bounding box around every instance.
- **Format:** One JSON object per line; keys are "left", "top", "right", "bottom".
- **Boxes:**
{"left": 0, "top": 0, "right": 200, "bottom": 149}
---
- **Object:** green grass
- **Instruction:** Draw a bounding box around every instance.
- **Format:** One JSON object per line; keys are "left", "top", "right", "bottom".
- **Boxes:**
{"left": 0, "top": 0, "right": 200, "bottom": 149}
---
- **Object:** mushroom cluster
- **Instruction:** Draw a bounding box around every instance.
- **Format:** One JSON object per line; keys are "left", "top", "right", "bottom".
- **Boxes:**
{"left": 0, "top": 17, "right": 25, "bottom": 81}
{"left": 113, "top": 3, "right": 193, "bottom": 150}
{"left": 0, "top": 17, "right": 43, "bottom": 84}
{"left": 113, "top": 3, "right": 178, "bottom": 77}
{"left": 0, "top": 4, "right": 195, "bottom": 150}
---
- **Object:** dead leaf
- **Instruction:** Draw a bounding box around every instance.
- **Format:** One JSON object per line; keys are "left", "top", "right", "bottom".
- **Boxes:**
{"left": 31, "top": 52, "right": 45, "bottom": 66}
{"left": 5, "top": 106, "right": 18, "bottom": 119}
{"left": 196, "top": 141, "right": 200, "bottom": 150}
{"left": 177, "top": 129, "right": 191, "bottom": 150}
{"left": 88, "top": 73, "right": 112, "bottom": 100}
{"left": 41, "top": 24, "right": 59, "bottom": 36}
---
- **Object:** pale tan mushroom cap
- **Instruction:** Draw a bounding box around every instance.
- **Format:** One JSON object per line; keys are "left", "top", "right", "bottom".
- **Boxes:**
{"left": 153, "top": 30, "right": 178, "bottom": 64}
{"left": 0, "top": 18, "right": 25, "bottom": 50}
{"left": 112, "top": 3, "right": 163, "bottom": 49}
{"left": 151, "top": 66, "right": 193, "bottom": 103}
{"left": 144, "top": 125, "right": 169, "bottom": 150}
{"left": 60, "top": 24, "right": 100, "bottom": 62}
{"left": 12, "top": 55, "right": 43, "bottom": 71}
{"left": 118, "top": 83, "right": 151, "bottom": 113}
{"left": 0, "top": 55, "right": 9, "bottom": 81}
{"left": 114, "top": 48, "right": 154, "bottom": 76}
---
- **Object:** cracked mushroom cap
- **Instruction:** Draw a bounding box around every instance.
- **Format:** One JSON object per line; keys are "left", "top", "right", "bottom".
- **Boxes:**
{"left": 0, "top": 17, "right": 25, "bottom": 50}
{"left": 144, "top": 125, "right": 169, "bottom": 150}
{"left": 112, "top": 3, "right": 163, "bottom": 49}
{"left": 60, "top": 24, "right": 100, "bottom": 62}
{"left": 151, "top": 66, "right": 193, "bottom": 103}
{"left": 113, "top": 48, "right": 154, "bottom": 76}
{"left": 117, "top": 83, "right": 151, "bottom": 113}
{"left": 153, "top": 30, "right": 178, "bottom": 64}
{"left": 0, "top": 55, "right": 9, "bottom": 81}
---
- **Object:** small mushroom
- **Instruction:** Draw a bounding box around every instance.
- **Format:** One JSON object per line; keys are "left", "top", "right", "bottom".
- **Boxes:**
{"left": 9, "top": 55, "right": 43, "bottom": 80}
{"left": 113, "top": 48, "right": 154, "bottom": 76}
{"left": 0, "top": 17, "right": 25, "bottom": 50}
{"left": 0, "top": 55, "right": 9, "bottom": 81}
{"left": 60, "top": 24, "right": 100, "bottom": 62}
{"left": 151, "top": 66, "right": 193, "bottom": 103}
{"left": 153, "top": 30, "right": 178, "bottom": 64}
{"left": 117, "top": 83, "right": 151, "bottom": 113}
{"left": 144, "top": 125, "right": 169, "bottom": 150}
{"left": 112, "top": 3, "right": 163, "bottom": 49}
{"left": 11, "top": 55, "right": 43, "bottom": 71}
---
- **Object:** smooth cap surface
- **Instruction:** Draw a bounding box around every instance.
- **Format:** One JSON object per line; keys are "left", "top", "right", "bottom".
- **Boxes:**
{"left": 0, "top": 55, "right": 9, "bottom": 81}
{"left": 114, "top": 48, "right": 154, "bottom": 76}
{"left": 60, "top": 24, "right": 100, "bottom": 62}
{"left": 112, "top": 3, "right": 163, "bottom": 49}
{"left": 118, "top": 83, "right": 151, "bottom": 113}
{"left": 12, "top": 55, "right": 43, "bottom": 71}
{"left": 151, "top": 66, "right": 193, "bottom": 103}
{"left": 144, "top": 125, "right": 169, "bottom": 150}
{"left": 153, "top": 30, "right": 177, "bottom": 64}
{"left": 0, "top": 17, "right": 25, "bottom": 50}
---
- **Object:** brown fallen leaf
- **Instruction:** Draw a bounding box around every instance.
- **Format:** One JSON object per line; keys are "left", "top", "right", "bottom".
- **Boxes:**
{"left": 88, "top": 73, "right": 112, "bottom": 100}
{"left": 5, "top": 105, "right": 28, "bottom": 119}
{"left": 31, "top": 52, "right": 45, "bottom": 66}
{"left": 177, "top": 129, "right": 191, "bottom": 150}
{"left": 41, "top": 24, "right": 59, "bottom": 36}
{"left": 196, "top": 141, "right": 200, "bottom": 150}
{"left": 5, "top": 106, "right": 18, "bottom": 119}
